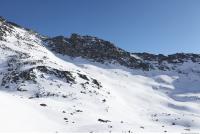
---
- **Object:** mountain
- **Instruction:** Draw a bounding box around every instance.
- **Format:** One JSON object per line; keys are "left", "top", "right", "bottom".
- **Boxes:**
{"left": 0, "top": 16, "right": 200, "bottom": 132}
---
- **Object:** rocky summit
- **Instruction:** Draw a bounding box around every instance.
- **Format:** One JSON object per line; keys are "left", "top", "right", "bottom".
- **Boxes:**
{"left": 44, "top": 34, "right": 151, "bottom": 70}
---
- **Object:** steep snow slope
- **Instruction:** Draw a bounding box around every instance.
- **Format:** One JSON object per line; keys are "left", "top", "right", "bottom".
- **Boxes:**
{"left": 0, "top": 17, "right": 200, "bottom": 132}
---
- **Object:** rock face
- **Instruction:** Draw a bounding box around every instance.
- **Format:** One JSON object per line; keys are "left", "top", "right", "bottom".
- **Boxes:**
{"left": 44, "top": 34, "right": 150, "bottom": 70}
{"left": 44, "top": 34, "right": 200, "bottom": 72}
{"left": 133, "top": 52, "right": 200, "bottom": 71}
{"left": 134, "top": 52, "right": 200, "bottom": 64}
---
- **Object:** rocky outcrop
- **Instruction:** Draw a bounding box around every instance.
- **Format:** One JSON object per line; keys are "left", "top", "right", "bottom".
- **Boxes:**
{"left": 1, "top": 66, "right": 76, "bottom": 87}
{"left": 45, "top": 33, "right": 200, "bottom": 71}
{"left": 134, "top": 52, "right": 200, "bottom": 64}
{"left": 45, "top": 34, "right": 151, "bottom": 70}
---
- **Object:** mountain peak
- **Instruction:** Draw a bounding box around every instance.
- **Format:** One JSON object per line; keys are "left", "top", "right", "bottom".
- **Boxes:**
{"left": 45, "top": 33, "right": 151, "bottom": 70}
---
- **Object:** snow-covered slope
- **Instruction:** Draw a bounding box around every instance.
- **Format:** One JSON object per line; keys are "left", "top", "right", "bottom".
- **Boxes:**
{"left": 0, "top": 17, "right": 200, "bottom": 132}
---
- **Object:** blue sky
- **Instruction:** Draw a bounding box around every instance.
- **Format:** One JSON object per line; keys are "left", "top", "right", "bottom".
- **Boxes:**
{"left": 1, "top": 0, "right": 200, "bottom": 54}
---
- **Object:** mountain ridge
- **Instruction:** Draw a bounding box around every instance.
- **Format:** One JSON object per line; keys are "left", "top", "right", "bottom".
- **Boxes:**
{"left": 1, "top": 16, "right": 199, "bottom": 67}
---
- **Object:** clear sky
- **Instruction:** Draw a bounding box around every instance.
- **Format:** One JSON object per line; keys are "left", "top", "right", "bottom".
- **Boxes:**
{"left": 1, "top": 0, "right": 200, "bottom": 54}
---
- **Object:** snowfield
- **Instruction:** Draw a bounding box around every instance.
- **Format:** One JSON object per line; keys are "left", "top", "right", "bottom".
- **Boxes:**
{"left": 0, "top": 18, "right": 200, "bottom": 133}
{"left": 0, "top": 91, "right": 69, "bottom": 132}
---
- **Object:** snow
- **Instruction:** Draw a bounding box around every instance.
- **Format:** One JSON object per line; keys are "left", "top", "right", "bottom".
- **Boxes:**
{"left": 0, "top": 92, "right": 68, "bottom": 132}
{"left": 130, "top": 53, "right": 142, "bottom": 60}
{"left": 0, "top": 21, "right": 200, "bottom": 133}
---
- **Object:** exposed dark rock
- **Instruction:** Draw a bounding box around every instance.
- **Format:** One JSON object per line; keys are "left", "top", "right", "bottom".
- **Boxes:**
{"left": 92, "top": 79, "right": 102, "bottom": 89}
{"left": 102, "top": 99, "right": 106, "bottom": 103}
{"left": 45, "top": 34, "right": 200, "bottom": 72}
{"left": 98, "top": 118, "right": 111, "bottom": 123}
{"left": 64, "top": 118, "right": 68, "bottom": 120}
{"left": 140, "top": 126, "right": 144, "bottom": 129}
{"left": 172, "top": 122, "right": 176, "bottom": 125}
{"left": 17, "top": 87, "right": 27, "bottom": 92}
{"left": 40, "top": 103, "right": 47, "bottom": 107}
{"left": 76, "top": 110, "right": 83, "bottom": 112}
{"left": 34, "top": 66, "right": 75, "bottom": 84}
{"left": 78, "top": 73, "right": 89, "bottom": 81}
{"left": 135, "top": 52, "right": 200, "bottom": 64}
{"left": 44, "top": 34, "right": 150, "bottom": 70}
{"left": 1, "top": 66, "right": 76, "bottom": 87}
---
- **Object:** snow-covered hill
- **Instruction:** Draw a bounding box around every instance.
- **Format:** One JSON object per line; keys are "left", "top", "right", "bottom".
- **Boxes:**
{"left": 0, "top": 16, "right": 200, "bottom": 132}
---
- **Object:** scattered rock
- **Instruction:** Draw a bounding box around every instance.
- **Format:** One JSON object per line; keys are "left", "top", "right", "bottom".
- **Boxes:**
{"left": 184, "top": 128, "right": 190, "bottom": 131}
{"left": 78, "top": 73, "right": 89, "bottom": 81}
{"left": 102, "top": 99, "right": 106, "bottom": 103}
{"left": 140, "top": 126, "right": 144, "bottom": 129}
{"left": 76, "top": 110, "right": 83, "bottom": 112}
{"left": 98, "top": 118, "right": 111, "bottom": 123}
{"left": 40, "top": 103, "right": 47, "bottom": 107}
{"left": 172, "top": 122, "right": 176, "bottom": 125}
